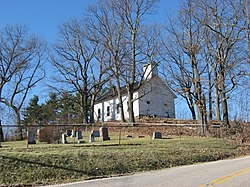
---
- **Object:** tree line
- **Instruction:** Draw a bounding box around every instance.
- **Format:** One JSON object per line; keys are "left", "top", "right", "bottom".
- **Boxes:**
{"left": 0, "top": 0, "right": 250, "bottom": 140}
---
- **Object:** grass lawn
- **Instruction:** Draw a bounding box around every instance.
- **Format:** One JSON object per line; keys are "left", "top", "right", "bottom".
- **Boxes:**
{"left": 0, "top": 135, "right": 247, "bottom": 186}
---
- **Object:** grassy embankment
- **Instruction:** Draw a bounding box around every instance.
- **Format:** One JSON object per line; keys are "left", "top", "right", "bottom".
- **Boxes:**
{"left": 0, "top": 135, "right": 247, "bottom": 186}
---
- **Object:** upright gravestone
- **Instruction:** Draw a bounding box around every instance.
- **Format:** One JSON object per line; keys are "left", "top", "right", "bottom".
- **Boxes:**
{"left": 89, "top": 133, "right": 95, "bottom": 143}
{"left": 91, "top": 130, "right": 100, "bottom": 137}
{"left": 62, "top": 134, "right": 67, "bottom": 144}
{"left": 66, "top": 130, "right": 72, "bottom": 137}
{"left": 99, "top": 127, "right": 110, "bottom": 141}
{"left": 27, "top": 130, "right": 36, "bottom": 144}
{"left": 71, "top": 130, "right": 76, "bottom": 138}
{"left": 76, "top": 130, "right": 83, "bottom": 139}
{"left": 152, "top": 131, "right": 162, "bottom": 139}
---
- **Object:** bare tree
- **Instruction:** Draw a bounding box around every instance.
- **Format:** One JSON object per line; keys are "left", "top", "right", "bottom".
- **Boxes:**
{"left": 0, "top": 25, "right": 46, "bottom": 139}
{"left": 87, "top": 0, "right": 159, "bottom": 123}
{"left": 114, "top": 0, "right": 158, "bottom": 123}
{"left": 162, "top": 0, "right": 207, "bottom": 124}
{"left": 194, "top": 0, "right": 246, "bottom": 127}
{"left": 87, "top": 0, "right": 128, "bottom": 122}
{"left": 51, "top": 18, "right": 110, "bottom": 124}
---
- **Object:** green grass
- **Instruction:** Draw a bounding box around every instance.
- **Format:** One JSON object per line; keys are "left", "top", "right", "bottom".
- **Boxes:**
{"left": 0, "top": 136, "right": 246, "bottom": 186}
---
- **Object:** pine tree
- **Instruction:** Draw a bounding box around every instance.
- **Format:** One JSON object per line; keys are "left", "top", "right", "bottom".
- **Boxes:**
{"left": 22, "top": 95, "right": 42, "bottom": 126}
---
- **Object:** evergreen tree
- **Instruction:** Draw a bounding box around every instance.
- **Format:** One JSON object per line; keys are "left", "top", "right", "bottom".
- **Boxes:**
{"left": 42, "top": 92, "right": 60, "bottom": 124}
{"left": 22, "top": 95, "right": 42, "bottom": 126}
{"left": 59, "top": 91, "right": 79, "bottom": 124}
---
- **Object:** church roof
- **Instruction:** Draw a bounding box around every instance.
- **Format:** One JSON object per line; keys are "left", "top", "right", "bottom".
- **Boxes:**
{"left": 95, "top": 75, "right": 177, "bottom": 104}
{"left": 95, "top": 82, "right": 140, "bottom": 104}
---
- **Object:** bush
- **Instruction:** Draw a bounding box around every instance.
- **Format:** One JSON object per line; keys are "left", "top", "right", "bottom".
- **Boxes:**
{"left": 37, "top": 127, "right": 61, "bottom": 144}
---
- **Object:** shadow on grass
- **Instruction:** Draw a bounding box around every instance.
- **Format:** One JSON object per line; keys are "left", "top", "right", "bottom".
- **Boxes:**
{"left": 77, "top": 143, "right": 141, "bottom": 147}
{"left": 1, "top": 155, "right": 87, "bottom": 174}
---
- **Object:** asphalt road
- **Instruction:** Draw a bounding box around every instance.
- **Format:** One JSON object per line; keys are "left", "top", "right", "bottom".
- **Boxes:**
{"left": 44, "top": 156, "right": 250, "bottom": 187}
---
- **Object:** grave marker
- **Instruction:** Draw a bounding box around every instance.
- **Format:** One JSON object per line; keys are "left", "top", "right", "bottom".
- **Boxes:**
{"left": 91, "top": 130, "right": 100, "bottom": 137}
{"left": 89, "top": 133, "right": 95, "bottom": 142}
{"left": 27, "top": 130, "right": 36, "bottom": 144}
{"left": 99, "top": 127, "right": 110, "bottom": 141}
{"left": 76, "top": 130, "right": 83, "bottom": 139}
{"left": 152, "top": 132, "right": 162, "bottom": 139}
{"left": 62, "top": 134, "right": 67, "bottom": 144}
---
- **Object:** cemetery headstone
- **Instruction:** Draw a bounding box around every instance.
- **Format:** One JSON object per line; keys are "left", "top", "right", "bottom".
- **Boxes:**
{"left": 62, "top": 134, "right": 67, "bottom": 144}
{"left": 89, "top": 133, "right": 95, "bottom": 142}
{"left": 66, "top": 130, "right": 72, "bottom": 136}
{"left": 76, "top": 130, "right": 83, "bottom": 139}
{"left": 152, "top": 131, "right": 162, "bottom": 139}
{"left": 91, "top": 130, "right": 100, "bottom": 137}
{"left": 28, "top": 130, "right": 36, "bottom": 144}
{"left": 71, "top": 130, "right": 76, "bottom": 137}
{"left": 99, "top": 127, "right": 110, "bottom": 141}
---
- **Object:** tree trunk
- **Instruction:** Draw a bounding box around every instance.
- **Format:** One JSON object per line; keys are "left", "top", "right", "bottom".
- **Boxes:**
{"left": 208, "top": 67, "right": 213, "bottom": 121}
{"left": 0, "top": 119, "right": 4, "bottom": 142}
{"left": 190, "top": 107, "right": 196, "bottom": 120}
{"left": 127, "top": 88, "right": 135, "bottom": 123}
{"left": 220, "top": 86, "right": 230, "bottom": 128}
{"left": 116, "top": 81, "right": 125, "bottom": 122}
{"left": 81, "top": 92, "right": 89, "bottom": 124}
{"left": 219, "top": 65, "right": 230, "bottom": 128}
{"left": 202, "top": 93, "right": 208, "bottom": 131}
{"left": 89, "top": 95, "right": 96, "bottom": 124}
{"left": 214, "top": 67, "right": 221, "bottom": 120}
{"left": 186, "top": 93, "right": 196, "bottom": 120}
{"left": 15, "top": 110, "right": 24, "bottom": 140}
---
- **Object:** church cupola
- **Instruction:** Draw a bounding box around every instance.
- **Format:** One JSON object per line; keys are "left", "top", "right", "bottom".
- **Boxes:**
{"left": 143, "top": 61, "right": 158, "bottom": 80}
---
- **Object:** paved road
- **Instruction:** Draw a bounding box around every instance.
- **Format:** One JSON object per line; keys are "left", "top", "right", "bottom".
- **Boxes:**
{"left": 44, "top": 156, "right": 250, "bottom": 187}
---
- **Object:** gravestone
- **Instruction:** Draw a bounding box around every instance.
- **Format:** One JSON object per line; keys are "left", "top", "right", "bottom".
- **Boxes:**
{"left": 76, "top": 130, "right": 82, "bottom": 139}
{"left": 28, "top": 131, "right": 36, "bottom": 144}
{"left": 152, "top": 132, "right": 162, "bottom": 139}
{"left": 62, "top": 134, "right": 67, "bottom": 144}
{"left": 66, "top": 130, "right": 72, "bottom": 136}
{"left": 99, "top": 127, "right": 110, "bottom": 141}
{"left": 91, "top": 130, "right": 100, "bottom": 137}
{"left": 89, "top": 133, "right": 95, "bottom": 142}
{"left": 71, "top": 130, "right": 75, "bottom": 137}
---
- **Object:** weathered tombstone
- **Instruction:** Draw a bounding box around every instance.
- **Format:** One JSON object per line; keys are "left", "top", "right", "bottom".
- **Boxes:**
{"left": 27, "top": 131, "right": 36, "bottom": 144}
{"left": 99, "top": 127, "right": 110, "bottom": 141}
{"left": 152, "top": 132, "right": 162, "bottom": 139}
{"left": 66, "top": 130, "right": 72, "bottom": 136}
{"left": 76, "top": 130, "right": 82, "bottom": 139}
{"left": 62, "top": 134, "right": 67, "bottom": 144}
{"left": 71, "top": 130, "right": 76, "bottom": 137}
{"left": 89, "top": 133, "right": 95, "bottom": 143}
{"left": 91, "top": 130, "right": 100, "bottom": 137}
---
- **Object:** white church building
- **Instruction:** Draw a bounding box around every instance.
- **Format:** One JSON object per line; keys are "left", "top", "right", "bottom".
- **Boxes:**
{"left": 94, "top": 63, "right": 177, "bottom": 122}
